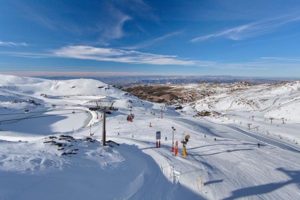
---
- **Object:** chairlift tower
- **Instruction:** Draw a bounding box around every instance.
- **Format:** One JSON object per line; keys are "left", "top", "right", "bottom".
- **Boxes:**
{"left": 160, "top": 104, "right": 166, "bottom": 119}
{"left": 171, "top": 126, "right": 176, "bottom": 152}
{"left": 90, "top": 99, "right": 115, "bottom": 146}
{"left": 102, "top": 111, "right": 107, "bottom": 146}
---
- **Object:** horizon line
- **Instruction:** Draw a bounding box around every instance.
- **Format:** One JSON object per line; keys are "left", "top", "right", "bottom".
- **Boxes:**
{"left": 0, "top": 71, "right": 299, "bottom": 80}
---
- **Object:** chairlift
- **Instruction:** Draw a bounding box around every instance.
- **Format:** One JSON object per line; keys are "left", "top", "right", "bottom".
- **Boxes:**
{"left": 127, "top": 113, "right": 134, "bottom": 122}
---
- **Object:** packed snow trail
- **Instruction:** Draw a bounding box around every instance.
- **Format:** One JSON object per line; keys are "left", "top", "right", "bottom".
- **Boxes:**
{"left": 227, "top": 125, "right": 300, "bottom": 153}
{"left": 108, "top": 112, "right": 300, "bottom": 200}
{"left": 170, "top": 116, "right": 300, "bottom": 153}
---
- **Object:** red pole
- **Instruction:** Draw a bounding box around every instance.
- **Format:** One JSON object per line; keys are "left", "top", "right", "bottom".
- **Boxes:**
{"left": 174, "top": 141, "right": 178, "bottom": 156}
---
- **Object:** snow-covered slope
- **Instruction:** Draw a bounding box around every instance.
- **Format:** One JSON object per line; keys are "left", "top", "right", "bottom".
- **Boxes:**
{"left": 192, "top": 81, "right": 300, "bottom": 122}
{"left": 1, "top": 74, "right": 300, "bottom": 200}
{"left": 0, "top": 74, "right": 119, "bottom": 96}
{"left": 177, "top": 81, "right": 300, "bottom": 145}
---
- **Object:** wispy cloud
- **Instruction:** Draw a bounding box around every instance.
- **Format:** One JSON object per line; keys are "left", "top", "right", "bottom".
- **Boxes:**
{"left": 0, "top": 71, "right": 150, "bottom": 77}
{"left": 95, "top": 3, "right": 132, "bottom": 41}
{"left": 0, "top": 51, "right": 47, "bottom": 58}
{"left": 191, "top": 14, "right": 300, "bottom": 42}
{"left": 260, "top": 56, "right": 300, "bottom": 62}
{"left": 15, "top": 1, "right": 132, "bottom": 43}
{"left": 116, "top": 0, "right": 159, "bottom": 22}
{"left": 125, "top": 30, "right": 183, "bottom": 50}
{"left": 0, "top": 41, "right": 28, "bottom": 47}
{"left": 0, "top": 45, "right": 213, "bottom": 66}
{"left": 52, "top": 45, "right": 196, "bottom": 65}
{"left": 215, "top": 57, "right": 300, "bottom": 71}
{"left": 3, "top": 44, "right": 300, "bottom": 73}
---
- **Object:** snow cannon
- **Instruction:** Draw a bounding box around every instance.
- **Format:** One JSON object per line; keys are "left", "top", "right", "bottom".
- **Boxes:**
{"left": 181, "top": 134, "right": 190, "bottom": 158}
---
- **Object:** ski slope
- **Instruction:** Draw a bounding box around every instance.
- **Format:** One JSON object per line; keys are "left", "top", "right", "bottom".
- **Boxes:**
{"left": 0, "top": 74, "right": 300, "bottom": 200}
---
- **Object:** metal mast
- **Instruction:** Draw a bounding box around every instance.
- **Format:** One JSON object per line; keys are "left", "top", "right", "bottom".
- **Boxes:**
{"left": 102, "top": 111, "right": 106, "bottom": 146}
{"left": 89, "top": 99, "right": 114, "bottom": 146}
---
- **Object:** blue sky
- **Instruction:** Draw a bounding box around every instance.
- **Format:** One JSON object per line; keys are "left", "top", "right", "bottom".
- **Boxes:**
{"left": 1, "top": 0, "right": 300, "bottom": 77}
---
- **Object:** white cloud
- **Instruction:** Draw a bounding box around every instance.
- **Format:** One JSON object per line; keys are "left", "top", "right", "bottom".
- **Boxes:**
{"left": 3, "top": 44, "right": 300, "bottom": 72}
{"left": 0, "top": 41, "right": 28, "bottom": 47}
{"left": 125, "top": 30, "right": 183, "bottom": 50}
{"left": 191, "top": 14, "right": 300, "bottom": 42}
{"left": 53, "top": 45, "right": 197, "bottom": 65}
{"left": 0, "top": 71, "right": 149, "bottom": 77}
{"left": 0, "top": 51, "right": 48, "bottom": 58}
{"left": 96, "top": 4, "right": 132, "bottom": 41}
{"left": 15, "top": 1, "right": 131, "bottom": 43}
{"left": 260, "top": 57, "right": 300, "bottom": 62}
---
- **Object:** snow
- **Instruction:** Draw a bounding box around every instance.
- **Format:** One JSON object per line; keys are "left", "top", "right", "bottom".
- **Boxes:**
{"left": 191, "top": 82, "right": 300, "bottom": 144}
{"left": 0, "top": 74, "right": 300, "bottom": 200}
{"left": 265, "top": 100, "right": 300, "bottom": 122}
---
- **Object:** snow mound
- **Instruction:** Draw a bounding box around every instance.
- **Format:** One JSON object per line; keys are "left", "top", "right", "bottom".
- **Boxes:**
{"left": 0, "top": 136, "right": 124, "bottom": 173}
{"left": 0, "top": 140, "right": 62, "bottom": 172}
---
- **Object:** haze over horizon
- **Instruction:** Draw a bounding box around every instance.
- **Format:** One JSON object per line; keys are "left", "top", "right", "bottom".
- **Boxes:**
{"left": 1, "top": 0, "right": 300, "bottom": 78}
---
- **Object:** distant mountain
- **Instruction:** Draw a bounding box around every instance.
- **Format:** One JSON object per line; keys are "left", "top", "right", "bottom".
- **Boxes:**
{"left": 38, "top": 75, "right": 299, "bottom": 87}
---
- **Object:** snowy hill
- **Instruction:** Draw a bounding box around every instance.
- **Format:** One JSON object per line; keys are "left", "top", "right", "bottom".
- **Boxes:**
{"left": 174, "top": 82, "right": 300, "bottom": 144}
{"left": 0, "top": 74, "right": 115, "bottom": 96}
{"left": 192, "top": 81, "right": 300, "bottom": 121}
{"left": 0, "top": 74, "right": 300, "bottom": 200}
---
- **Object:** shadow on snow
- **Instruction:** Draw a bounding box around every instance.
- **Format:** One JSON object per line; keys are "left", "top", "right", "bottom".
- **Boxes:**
{"left": 223, "top": 168, "right": 300, "bottom": 200}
